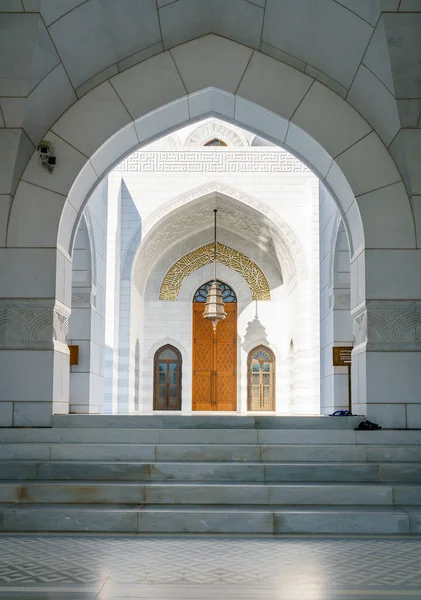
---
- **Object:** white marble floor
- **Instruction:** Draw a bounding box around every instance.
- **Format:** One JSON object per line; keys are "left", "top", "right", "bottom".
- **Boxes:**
{"left": 0, "top": 534, "right": 421, "bottom": 599}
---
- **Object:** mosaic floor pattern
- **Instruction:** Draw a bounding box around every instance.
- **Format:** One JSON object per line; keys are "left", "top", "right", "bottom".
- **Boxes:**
{"left": 0, "top": 535, "right": 421, "bottom": 599}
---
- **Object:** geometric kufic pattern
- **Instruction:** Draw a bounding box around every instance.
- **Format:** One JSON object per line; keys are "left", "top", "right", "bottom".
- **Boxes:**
{"left": 116, "top": 150, "right": 311, "bottom": 174}
{"left": 160, "top": 242, "right": 271, "bottom": 301}
{"left": 1, "top": 537, "right": 421, "bottom": 589}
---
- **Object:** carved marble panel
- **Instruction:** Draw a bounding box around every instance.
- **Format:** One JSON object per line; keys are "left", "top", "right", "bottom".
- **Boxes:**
{"left": 0, "top": 300, "right": 70, "bottom": 350}
{"left": 353, "top": 310, "right": 367, "bottom": 347}
{"left": 184, "top": 122, "right": 248, "bottom": 147}
{"left": 72, "top": 289, "right": 95, "bottom": 308}
{"left": 333, "top": 289, "right": 351, "bottom": 309}
{"left": 353, "top": 301, "right": 421, "bottom": 351}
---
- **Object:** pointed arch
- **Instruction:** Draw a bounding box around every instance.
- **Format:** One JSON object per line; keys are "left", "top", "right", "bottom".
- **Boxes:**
{"left": 159, "top": 242, "right": 271, "bottom": 301}
{"left": 142, "top": 181, "right": 308, "bottom": 284}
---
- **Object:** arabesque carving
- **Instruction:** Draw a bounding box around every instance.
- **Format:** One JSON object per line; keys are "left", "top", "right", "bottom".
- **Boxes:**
{"left": 160, "top": 243, "right": 271, "bottom": 301}
{"left": 352, "top": 301, "right": 421, "bottom": 351}
{"left": 353, "top": 311, "right": 367, "bottom": 347}
{"left": 0, "top": 300, "right": 70, "bottom": 349}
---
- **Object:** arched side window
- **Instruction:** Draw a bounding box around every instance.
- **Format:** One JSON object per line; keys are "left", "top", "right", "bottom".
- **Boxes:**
{"left": 204, "top": 138, "right": 227, "bottom": 146}
{"left": 193, "top": 280, "right": 237, "bottom": 303}
{"left": 247, "top": 345, "right": 276, "bottom": 411}
{"left": 153, "top": 344, "right": 182, "bottom": 410}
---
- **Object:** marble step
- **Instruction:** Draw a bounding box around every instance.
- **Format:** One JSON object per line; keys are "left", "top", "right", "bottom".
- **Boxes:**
{"left": 2, "top": 443, "right": 421, "bottom": 462}
{"left": 1, "top": 428, "right": 419, "bottom": 445}
{"left": 2, "top": 460, "right": 420, "bottom": 482}
{"left": 52, "top": 414, "right": 363, "bottom": 429}
{"left": 0, "top": 503, "right": 419, "bottom": 534}
{"left": 2, "top": 481, "right": 421, "bottom": 505}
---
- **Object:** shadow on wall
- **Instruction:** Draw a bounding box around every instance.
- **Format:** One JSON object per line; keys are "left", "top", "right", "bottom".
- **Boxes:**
{"left": 242, "top": 314, "right": 269, "bottom": 352}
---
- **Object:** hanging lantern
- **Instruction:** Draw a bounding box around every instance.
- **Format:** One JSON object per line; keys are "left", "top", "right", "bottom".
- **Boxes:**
{"left": 203, "top": 209, "right": 226, "bottom": 333}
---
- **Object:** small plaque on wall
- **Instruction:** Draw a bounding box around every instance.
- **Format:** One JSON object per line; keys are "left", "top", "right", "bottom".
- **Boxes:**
{"left": 69, "top": 345, "right": 79, "bottom": 365}
{"left": 332, "top": 346, "right": 352, "bottom": 366}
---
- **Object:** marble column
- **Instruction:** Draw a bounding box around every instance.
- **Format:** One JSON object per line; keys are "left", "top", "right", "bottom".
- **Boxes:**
{"left": 0, "top": 299, "right": 70, "bottom": 426}
{"left": 68, "top": 288, "right": 103, "bottom": 414}
{"left": 0, "top": 245, "right": 72, "bottom": 427}
{"left": 352, "top": 300, "right": 421, "bottom": 428}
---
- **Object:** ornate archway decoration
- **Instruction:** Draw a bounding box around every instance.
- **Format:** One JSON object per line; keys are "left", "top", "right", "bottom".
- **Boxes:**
{"left": 184, "top": 120, "right": 247, "bottom": 148}
{"left": 142, "top": 182, "right": 308, "bottom": 286}
{"left": 159, "top": 243, "right": 270, "bottom": 301}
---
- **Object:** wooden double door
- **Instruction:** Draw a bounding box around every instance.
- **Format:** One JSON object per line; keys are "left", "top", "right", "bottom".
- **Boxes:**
{"left": 192, "top": 303, "right": 237, "bottom": 411}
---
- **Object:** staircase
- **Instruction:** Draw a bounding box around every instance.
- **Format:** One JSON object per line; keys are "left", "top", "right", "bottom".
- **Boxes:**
{"left": 0, "top": 415, "right": 421, "bottom": 534}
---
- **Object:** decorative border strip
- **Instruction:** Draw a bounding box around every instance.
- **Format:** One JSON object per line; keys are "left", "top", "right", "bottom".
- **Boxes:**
{"left": 116, "top": 150, "right": 310, "bottom": 173}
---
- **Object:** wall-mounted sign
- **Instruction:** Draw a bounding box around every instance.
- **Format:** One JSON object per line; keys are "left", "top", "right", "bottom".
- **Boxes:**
{"left": 68, "top": 345, "right": 79, "bottom": 365}
{"left": 332, "top": 346, "right": 353, "bottom": 411}
{"left": 332, "top": 346, "right": 352, "bottom": 367}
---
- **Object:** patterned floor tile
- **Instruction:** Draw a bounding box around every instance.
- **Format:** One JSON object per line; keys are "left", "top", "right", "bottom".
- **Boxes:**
{"left": 0, "top": 535, "right": 421, "bottom": 597}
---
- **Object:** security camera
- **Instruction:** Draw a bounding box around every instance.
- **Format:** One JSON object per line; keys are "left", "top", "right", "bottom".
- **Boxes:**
{"left": 37, "top": 140, "right": 56, "bottom": 174}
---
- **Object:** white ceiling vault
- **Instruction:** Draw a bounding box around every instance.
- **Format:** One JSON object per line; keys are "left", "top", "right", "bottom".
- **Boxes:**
{"left": 140, "top": 181, "right": 308, "bottom": 282}
{"left": 3, "top": 3, "right": 418, "bottom": 263}
{"left": 5, "top": 0, "right": 381, "bottom": 98}
{"left": 2, "top": 0, "right": 408, "bottom": 152}
{"left": 141, "top": 226, "right": 284, "bottom": 303}
{"left": 132, "top": 187, "right": 308, "bottom": 297}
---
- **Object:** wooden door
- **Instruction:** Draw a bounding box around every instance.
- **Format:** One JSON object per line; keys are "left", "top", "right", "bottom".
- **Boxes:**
{"left": 192, "top": 303, "right": 237, "bottom": 411}
{"left": 192, "top": 304, "right": 214, "bottom": 411}
{"left": 214, "top": 304, "right": 237, "bottom": 411}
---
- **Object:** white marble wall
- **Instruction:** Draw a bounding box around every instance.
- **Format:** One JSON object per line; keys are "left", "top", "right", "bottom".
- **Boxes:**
{"left": 110, "top": 150, "right": 316, "bottom": 270}
{"left": 103, "top": 132, "right": 321, "bottom": 414}
{"left": 319, "top": 184, "right": 353, "bottom": 414}
{"left": 116, "top": 181, "right": 141, "bottom": 414}
{"left": 68, "top": 181, "right": 107, "bottom": 414}
{"left": 104, "top": 178, "right": 122, "bottom": 414}
{"left": 1, "top": 7, "right": 421, "bottom": 428}
{"left": 134, "top": 262, "right": 292, "bottom": 413}
{"left": 127, "top": 238, "right": 319, "bottom": 414}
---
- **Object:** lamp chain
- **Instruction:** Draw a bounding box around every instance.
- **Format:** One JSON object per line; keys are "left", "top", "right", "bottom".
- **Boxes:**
{"left": 214, "top": 208, "right": 217, "bottom": 282}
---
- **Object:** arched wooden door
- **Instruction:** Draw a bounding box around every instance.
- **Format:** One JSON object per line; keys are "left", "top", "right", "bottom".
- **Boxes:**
{"left": 248, "top": 345, "right": 276, "bottom": 411}
{"left": 192, "top": 281, "right": 237, "bottom": 411}
{"left": 153, "top": 345, "right": 182, "bottom": 410}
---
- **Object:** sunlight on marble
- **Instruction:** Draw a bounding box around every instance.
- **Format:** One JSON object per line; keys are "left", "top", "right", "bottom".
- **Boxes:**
{"left": 0, "top": 535, "right": 421, "bottom": 600}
